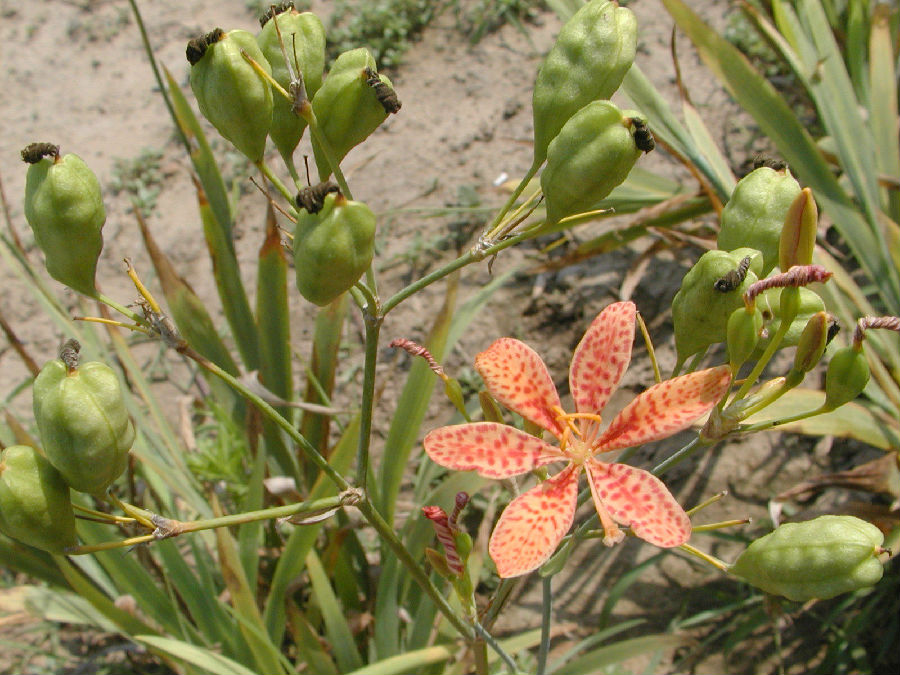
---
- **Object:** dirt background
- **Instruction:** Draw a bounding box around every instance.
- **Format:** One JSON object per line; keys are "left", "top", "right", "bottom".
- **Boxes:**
{"left": 0, "top": 1, "right": 881, "bottom": 673}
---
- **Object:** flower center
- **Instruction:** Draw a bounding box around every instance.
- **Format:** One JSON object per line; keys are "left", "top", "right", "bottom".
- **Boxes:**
{"left": 552, "top": 406, "right": 603, "bottom": 465}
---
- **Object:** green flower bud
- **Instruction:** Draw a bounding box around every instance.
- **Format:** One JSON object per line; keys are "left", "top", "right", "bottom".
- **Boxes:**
{"left": 823, "top": 345, "right": 870, "bottom": 410}
{"left": 189, "top": 29, "right": 273, "bottom": 162}
{"left": 257, "top": 8, "right": 325, "bottom": 166}
{"left": 672, "top": 248, "right": 762, "bottom": 362}
{"left": 791, "top": 311, "right": 830, "bottom": 375}
{"left": 293, "top": 192, "right": 376, "bottom": 306}
{"left": 425, "top": 546, "right": 455, "bottom": 580}
{"left": 531, "top": 0, "right": 637, "bottom": 165}
{"left": 730, "top": 515, "right": 885, "bottom": 602}
{"left": 727, "top": 306, "right": 763, "bottom": 372}
{"left": 541, "top": 102, "right": 645, "bottom": 226}
{"left": 33, "top": 359, "right": 134, "bottom": 495}
{"left": 0, "top": 445, "right": 77, "bottom": 553}
{"left": 22, "top": 145, "right": 105, "bottom": 296}
{"left": 311, "top": 48, "right": 390, "bottom": 180}
{"left": 779, "top": 187, "right": 817, "bottom": 272}
{"left": 718, "top": 166, "right": 802, "bottom": 276}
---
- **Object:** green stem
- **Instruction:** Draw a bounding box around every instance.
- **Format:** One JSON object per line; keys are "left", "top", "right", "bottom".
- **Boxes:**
{"left": 483, "top": 159, "right": 541, "bottom": 240}
{"left": 537, "top": 576, "right": 552, "bottom": 675}
{"left": 736, "top": 405, "right": 827, "bottom": 434}
{"left": 301, "top": 104, "right": 352, "bottom": 198}
{"left": 473, "top": 620, "right": 518, "bottom": 673}
{"left": 257, "top": 159, "right": 295, "bottom": 204}
{"left": 651, "top": 436, "right": 705, "bottom": 476}
{"left": 96, "top": 292, "right": 146, "bottom": 325}
{"left": 177, "top": 495, "right": 344, "bottom": 534}
{"left": 356, "top": 314, "right": 382, "bottom": 494}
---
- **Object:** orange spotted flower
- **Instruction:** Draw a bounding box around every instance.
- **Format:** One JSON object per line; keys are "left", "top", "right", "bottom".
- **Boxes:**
{"left": 424, "top": 302, "right": 732, "bottom": 577}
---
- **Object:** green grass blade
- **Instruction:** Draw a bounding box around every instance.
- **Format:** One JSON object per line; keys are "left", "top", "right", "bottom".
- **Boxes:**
{"left": 551, "top": 634, "right": 689, "bottom": 675}
{"left": 869, "top": 2, "right": 900, "bottom": 222}
{"left": 341, "top": 646, "right": 454, "bottom": 675}
{"left": 136, "top": 635, "right": 261, "bottom": 675}
{"left": 0, "top": 536, "right": 70, "bottom": 587}
{"left": 306, "top": 550, "right": 364, "bottom": 672}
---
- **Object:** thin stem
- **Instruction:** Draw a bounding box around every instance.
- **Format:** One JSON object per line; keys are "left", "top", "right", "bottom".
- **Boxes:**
{"left": 537, "top": 576, "right": 552, "bottom": 675}
{"left": 96, "top": 292, "right": 146, "bottom": 325}
{"left": 257, "top": 159, "right": 295, "bottom": 204}
{"left": 72, "top": 504, "right": 137, "bottom": 524}
{"left": 68, "top": 533, "right": 156, "bottom": 554}
{"left": 651, "top": 436, "right": 703, "bottom": 476}
{"left": 177, "top": 495, "right": 344, "bottom": 534}
{"left": 678, "top": 543, "right": 730, "bottom": 571}
{"left": 731, "top": 295, "right": 796, "bottom": 403}
{"left": 356, "top": 314, "right": 381, "bottom": 495}
{"left": 691, "top": 518, "right": 751, "bottom": 532}
{"left": 483, "top": 159, "right": 541, "bottom": 240}
{"left": 300, "top": 104, "right": 351, "bottom": 198}
{"left": 473, "top": 620, "right": 518, "bottom": 673}
{"left": 736, "top": 405, "right": 827, "bottom": 434}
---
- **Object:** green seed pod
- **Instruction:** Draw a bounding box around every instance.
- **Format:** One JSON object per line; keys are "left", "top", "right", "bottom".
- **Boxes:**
{"left": 791, "top": 311, "right": 830, "bottom": 375}
{"left": 718, "top": 166, "right": 802, "bottom": 276}
{"left": 541, "top": 102, "right": 644, "bottom": 226}
{"left": 22, "top": 146, "right": 105, "bottom": 296}
{"left": 727, "top": 306, "right": 764, "bottom": 372}
{"left": 257, "top": 8, "right": 326, "bottom": 166}
{"left": 293, "top": 192, "right": 376, "bottom": 306}
{"left": 672, "top": 248, "right": 763, "bottom": 362}
{"left": 755, "top": 286, "right": 825, "bottom": 353}
{"left": 310, "top": 48, "right": 389, "bottom": 180}
{"left": 823, "top": 345, "right": 870, "bottom": 410}
{"left": 0, "top": 445, "right": 77, "bottom": 553}
{"left": 189, "top": 29, "right": 273, "bottom": 163}
{"left": 730, "top": 515, "right": 885, "bottom": 602}
{"left": 33, "top": 359, "right": 134, "bottom": 495}
{"left": 532, "top": 0, "right": 637, "bottom": 166}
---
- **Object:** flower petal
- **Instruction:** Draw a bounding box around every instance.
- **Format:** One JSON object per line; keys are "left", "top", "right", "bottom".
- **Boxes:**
{"left": 475, "top": 338, "right": 564, "bottom": 437}
{"left": 585, "top": 459, "right": 690, "bottom": 548}
{"left": 569, "top": 301, "right": 635, "bottom": 416}
{"left": 594, "top": 366, "right": 732, "bottom": 453}
{"left": 489, "top": 464, "right": 580, "bottom": 577}
{"left": 424, "top": 422, "right": 563, "bottom": 479}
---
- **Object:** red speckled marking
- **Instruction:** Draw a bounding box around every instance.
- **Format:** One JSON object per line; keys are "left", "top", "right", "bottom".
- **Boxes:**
{"left": 585, "top": 459, "right": 691, "bottom": 547}
{"left": 569, "top": 302, "right": 635, "bottom": 416}
{"left": 594, "top": 366, "right": 732, "bottom": 453}
{"left": 475, "top": 338, "right": 564, "bottom": 437}
{"left": 424, "top": 422, "right": 562, "bottom": 479}
{"left": 489, "top": 464, "right": 579, "bottom": 577}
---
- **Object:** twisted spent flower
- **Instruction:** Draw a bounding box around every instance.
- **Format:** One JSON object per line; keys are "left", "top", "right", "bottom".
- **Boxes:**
{"left": 424, "top": 302, "right": 732, "bottom": 577}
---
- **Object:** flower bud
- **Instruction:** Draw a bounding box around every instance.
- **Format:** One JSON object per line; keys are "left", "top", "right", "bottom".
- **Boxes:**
{"left": 823, "top": 345, "right": 870, "bottom": 410}
{"left": 791, "top": 311, "right": 830, "bottom": 375}
{"left": 189, "top": 29, "right": 273, "bottom": 162}
{"left": 730, "top": 515, "right": 885, "bottom": 602}
{"left": 310, "top": 48, "right": 390, "bottom": 180}
{"left": 33, "top": 359, "right": 134, "bottom": 495}
{"left": 22, "top": 145, "right": 105, "bottom": 296}
{"left": 531, "top": 0, "right": 637, "bottom": 165}
{"left": 541, "top": 101, "right": 643, "bottom": 226}
{"left": 779, "top": 187, "right": 817, "bottom": 271}
{"left": 293, "top": 192, "right": 376, "bottom": 306}
{"left": 718, "top": 166, "right": 802, "bottom": 275}
{"left": 0, "top": 445, "right": 77, "bottom": 553}
{"left": 672, "top": 248, "right": 762, "bottom": 362}
{"left": 257, "top": 7, "right": 326, "bottom": 166}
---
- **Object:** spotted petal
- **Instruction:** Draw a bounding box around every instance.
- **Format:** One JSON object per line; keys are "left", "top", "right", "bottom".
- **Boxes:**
{"left": 489, "top": 464, "right": 580, "bottom": 577}
{"left": 594, "top": 366, "right": 732, "bottom": 453}
{"left": 475, "top": 338, "right": 564, "bottom": 437}
{"left": 424, "top": 422, "right": 563, "bottom": 479}
{"left": 585, "top": 459, "right": 690, "bottom": 548}
{"left": 570, "top": 301, "right": 635, "bottom": 416}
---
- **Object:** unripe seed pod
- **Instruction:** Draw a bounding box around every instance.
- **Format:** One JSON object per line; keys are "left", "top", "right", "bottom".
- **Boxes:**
{"left": 33, "top": 359, "right": 134, "bottom": 495}
{"left": 22, "top": 146, "right": 105, "bottom": 296}
{"left": 727, "top": 306, "right": 763, "bottom": 372}
{"left": 0, "top": 445, "right": 77, "bottom": 553}
{"left": 532, "top": 0, "right": 637, "bottom": 165}
{"left": 310, "top": 48, "right": 390, "bottom": 181}
{"left": 293, "top": 192, "right": 376, "bottom": 306}
{"left": 672, "top": 248, "right": 763, "bottom": 362}
{"left": 730, "top": 515, "right": 885, "bottom": 602}
{"left": 257, "top": 8, "right": 326, "bottom": 166}
{"left": 779, "top": 187, "right": 817, "bottom": 272}
{"left": 718, "top": 166, "right": 802, "bottom": 276}
{"left": 189, "top": 29, "right": 273, "bottom": 163}
{"left": 823, "top": 346, "right": 870, "bottom": 410}
{"left": 541, "top": 101, "right": 643, "bottom": 226}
